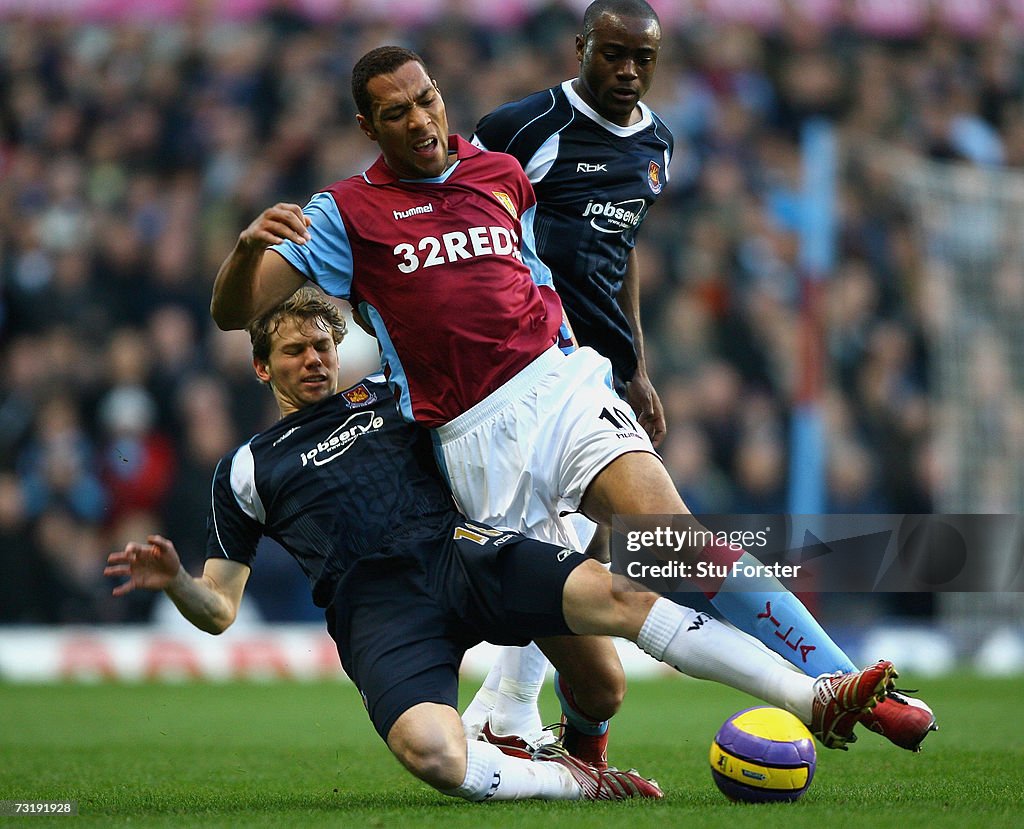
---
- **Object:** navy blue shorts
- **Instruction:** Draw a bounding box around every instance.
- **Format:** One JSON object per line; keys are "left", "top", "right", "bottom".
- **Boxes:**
{"left": 325, "top": 515, "right": 587, "bottom": 741}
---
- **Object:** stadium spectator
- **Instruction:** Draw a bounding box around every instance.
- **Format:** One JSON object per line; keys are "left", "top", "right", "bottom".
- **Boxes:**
{"left": 34, "top": 506, "right": 125, "bottom": 624}
{"left": 96, "top": 384, "right": 176, "bottom": 525}
{"left": 17, "top": 393, "right": 107, "bottom": 524}
{"left": 0, "top": 471, "right": 40, "bottom": 622}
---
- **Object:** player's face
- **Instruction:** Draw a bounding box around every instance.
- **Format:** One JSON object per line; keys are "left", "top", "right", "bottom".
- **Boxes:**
{"left": 256, "top": 316, "right": 340, "bottom": 417}
{"left": 358, "top": 60, "right": 451, "bottom": 179}
{"left": 576, "top": 13, "right": 661, "bottom": 127}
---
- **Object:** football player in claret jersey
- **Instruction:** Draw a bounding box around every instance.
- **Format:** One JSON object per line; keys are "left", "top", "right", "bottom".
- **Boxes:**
{"left": 209, "top": 46, "right": 937, "bottom": 765}
{"left": 105, "top": 288, "right": 907, "bottom": 803}
{"left": 467, "top": 0, "right": 672, "bottom": 750}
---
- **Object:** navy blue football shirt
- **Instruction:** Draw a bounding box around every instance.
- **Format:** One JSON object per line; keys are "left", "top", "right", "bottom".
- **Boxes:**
{"left": 473, "top": 80, "right": 673, "bottom": 385}
{"left": 206, "top": 375, "right": 454, "bottom": 607}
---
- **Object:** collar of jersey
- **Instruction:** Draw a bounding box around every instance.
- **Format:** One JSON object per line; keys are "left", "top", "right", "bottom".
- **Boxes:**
{"left": 362, "top": 134, "right": 479, "bottom": 185}
{"left": 561, "top": 79, "right": 653, "bottom": 137}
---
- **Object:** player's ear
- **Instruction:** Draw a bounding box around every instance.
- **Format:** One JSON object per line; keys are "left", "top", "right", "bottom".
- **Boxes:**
{"left": 575, "top": 33, "right": 586, "bottom": 62}
{"left": 253, "top": 357, "right": 271, "bottom": 384}
{"left": 356, "top": 113, "right": 376, "bottom": 141}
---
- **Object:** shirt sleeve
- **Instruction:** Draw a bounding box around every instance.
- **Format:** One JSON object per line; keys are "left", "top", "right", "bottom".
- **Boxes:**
{"left": 271, "top": 191, "right": 355, "bottom": 299}
{"left": 205, "top": 448, "right": 263, "bottom": 568}
{"left": 519, "top": 203, "right": 554, "bottom": 289}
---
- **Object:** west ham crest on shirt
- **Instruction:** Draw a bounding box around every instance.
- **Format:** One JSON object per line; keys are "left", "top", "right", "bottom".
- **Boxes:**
{"left": 647, "top": 160, "right": 662, "bottom": 195}
{"left": 342, "top": 384, "right": 377, "bottom": 408}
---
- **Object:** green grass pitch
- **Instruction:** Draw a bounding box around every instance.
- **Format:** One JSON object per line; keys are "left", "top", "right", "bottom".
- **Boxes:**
{"left": 1, "top": 675, "right": 1021, "bottom": 827}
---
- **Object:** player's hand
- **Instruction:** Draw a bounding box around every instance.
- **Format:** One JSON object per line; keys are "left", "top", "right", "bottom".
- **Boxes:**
{"left": 238, "top": 203, "right": 312, "bottom": 251}
{"left": 104, "top": 534, "right": 183, "bottom": 597}
{"left": 626, "top": 373, "right": 667, "bottom": 447}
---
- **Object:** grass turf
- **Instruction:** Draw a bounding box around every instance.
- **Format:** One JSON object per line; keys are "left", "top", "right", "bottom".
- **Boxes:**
{"left": 1, "top": 674, "right": 1020, "bottom": 827}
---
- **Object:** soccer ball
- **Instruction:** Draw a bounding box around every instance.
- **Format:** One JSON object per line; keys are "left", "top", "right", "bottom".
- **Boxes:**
{"left": 709, "top": 706, "right": 817, "bottom": 803}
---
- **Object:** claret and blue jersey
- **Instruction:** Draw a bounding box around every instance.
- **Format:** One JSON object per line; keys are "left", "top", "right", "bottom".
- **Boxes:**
{"left": 472, "top": 80, "right": 674, "bottom": 386}
{"left": 272, "top": 135, "right": 565, "bottom": 427}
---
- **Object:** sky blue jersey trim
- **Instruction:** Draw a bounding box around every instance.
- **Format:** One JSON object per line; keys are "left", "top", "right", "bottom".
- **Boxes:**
{"left": 271, "top": 192, "right": 354, "bottom": 297}
{"left": 360, "top": 301, "right": 416, "bottom": 423}
{"left": 520, "top": 204, "right": 553, "bottom": 288}
{"left": 402, "top": 159, "right": 461, "bottom": 184}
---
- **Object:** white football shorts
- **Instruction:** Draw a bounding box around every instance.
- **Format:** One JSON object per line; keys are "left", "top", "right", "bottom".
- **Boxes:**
{"left": 432, "top": 345, "right": 658, "bottom": 551}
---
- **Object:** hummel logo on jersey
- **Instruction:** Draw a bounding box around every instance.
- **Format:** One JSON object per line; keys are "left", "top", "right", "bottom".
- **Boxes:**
{"left": 577, "top": 162, "right": 608, "bottom": 173}
{"left": 583, "top": 198, "right": 646, "bottom": 234}
{"left": 300, "top": 411, "right": 384, "bottom": 467}
{"left": 393, "top": 203, "right": 434, "bottom": 220}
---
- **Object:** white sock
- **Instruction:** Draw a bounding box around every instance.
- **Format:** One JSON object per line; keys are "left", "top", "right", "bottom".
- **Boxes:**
{"left": 462, "top": 662, "right": 502, "bottom": 740}
{"left": 637, "top": 597, "right": 814, "bottom": 723}
{"left": 488, "top": 643, "right": 549, "bottom": 738}
{"left": 441, "top": 739, "right": 581, "bottom": 801}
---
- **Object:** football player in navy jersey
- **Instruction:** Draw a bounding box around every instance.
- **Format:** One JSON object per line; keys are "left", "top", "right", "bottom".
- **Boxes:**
{"left": 209, "top": 46, "right": 937, "bottom": 765}
{"left": 473, "top": 0, "right": 669, "bottom": 442}
{"left": 467, "top": 0, "right": 672, "bottom": 751}
{"left": 106, "top": 288, "right": 906, "bottom": 802}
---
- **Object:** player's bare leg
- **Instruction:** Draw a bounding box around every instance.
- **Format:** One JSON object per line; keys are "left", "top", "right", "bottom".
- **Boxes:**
{"left": 585, "top": 522, "right": 612, "bottom": 564}
{"left": 535, "top": 634, "right": 625, "bottom": 769}
{"left": 387, "top": 703, "right": 469, "bottom": 791}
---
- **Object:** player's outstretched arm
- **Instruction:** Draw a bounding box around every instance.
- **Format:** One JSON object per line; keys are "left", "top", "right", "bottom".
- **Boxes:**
{"left": 210, "top": 202, "right": 310, "bottom": 330}
{"left": 105, "top": 535, "right": 250, "bottom": 634}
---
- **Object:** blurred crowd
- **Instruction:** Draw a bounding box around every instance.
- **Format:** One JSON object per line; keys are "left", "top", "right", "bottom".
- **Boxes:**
{"left": 2, "top": 0, "right": 1021, "bottom": 624}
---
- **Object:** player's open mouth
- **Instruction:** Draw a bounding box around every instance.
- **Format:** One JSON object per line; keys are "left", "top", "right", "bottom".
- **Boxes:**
{"left": 611, "top": 88, "right": 638, "bottom": 102}
{"left": 303, "top": 375, "right": 327, "bottom": 385}
{"left": 412, "top": 137, "right": 438, "bottom": 155}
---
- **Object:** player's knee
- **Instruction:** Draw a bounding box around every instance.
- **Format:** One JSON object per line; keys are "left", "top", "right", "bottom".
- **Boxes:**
{"left": 606, "top": 587, "right": 658, "bottom": 637}
{"left": 387, "top": 705, "right": 467, "bottom": 790}
{"left": 391, "top": 730, "right": 466, "bottom": 790}
{"left": 564, "top": 560, "right": 658, "bottom": 637}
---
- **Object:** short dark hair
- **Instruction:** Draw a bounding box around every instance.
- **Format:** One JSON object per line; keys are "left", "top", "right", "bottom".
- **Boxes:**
{"left": 582, "top": 0, "right": 659, "bottom": 38}
{"left": 248, "top": 286, "right": 347, "bottom": 365}
{"left": 351, "top": 45, "right": 428, "bottom": 121}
